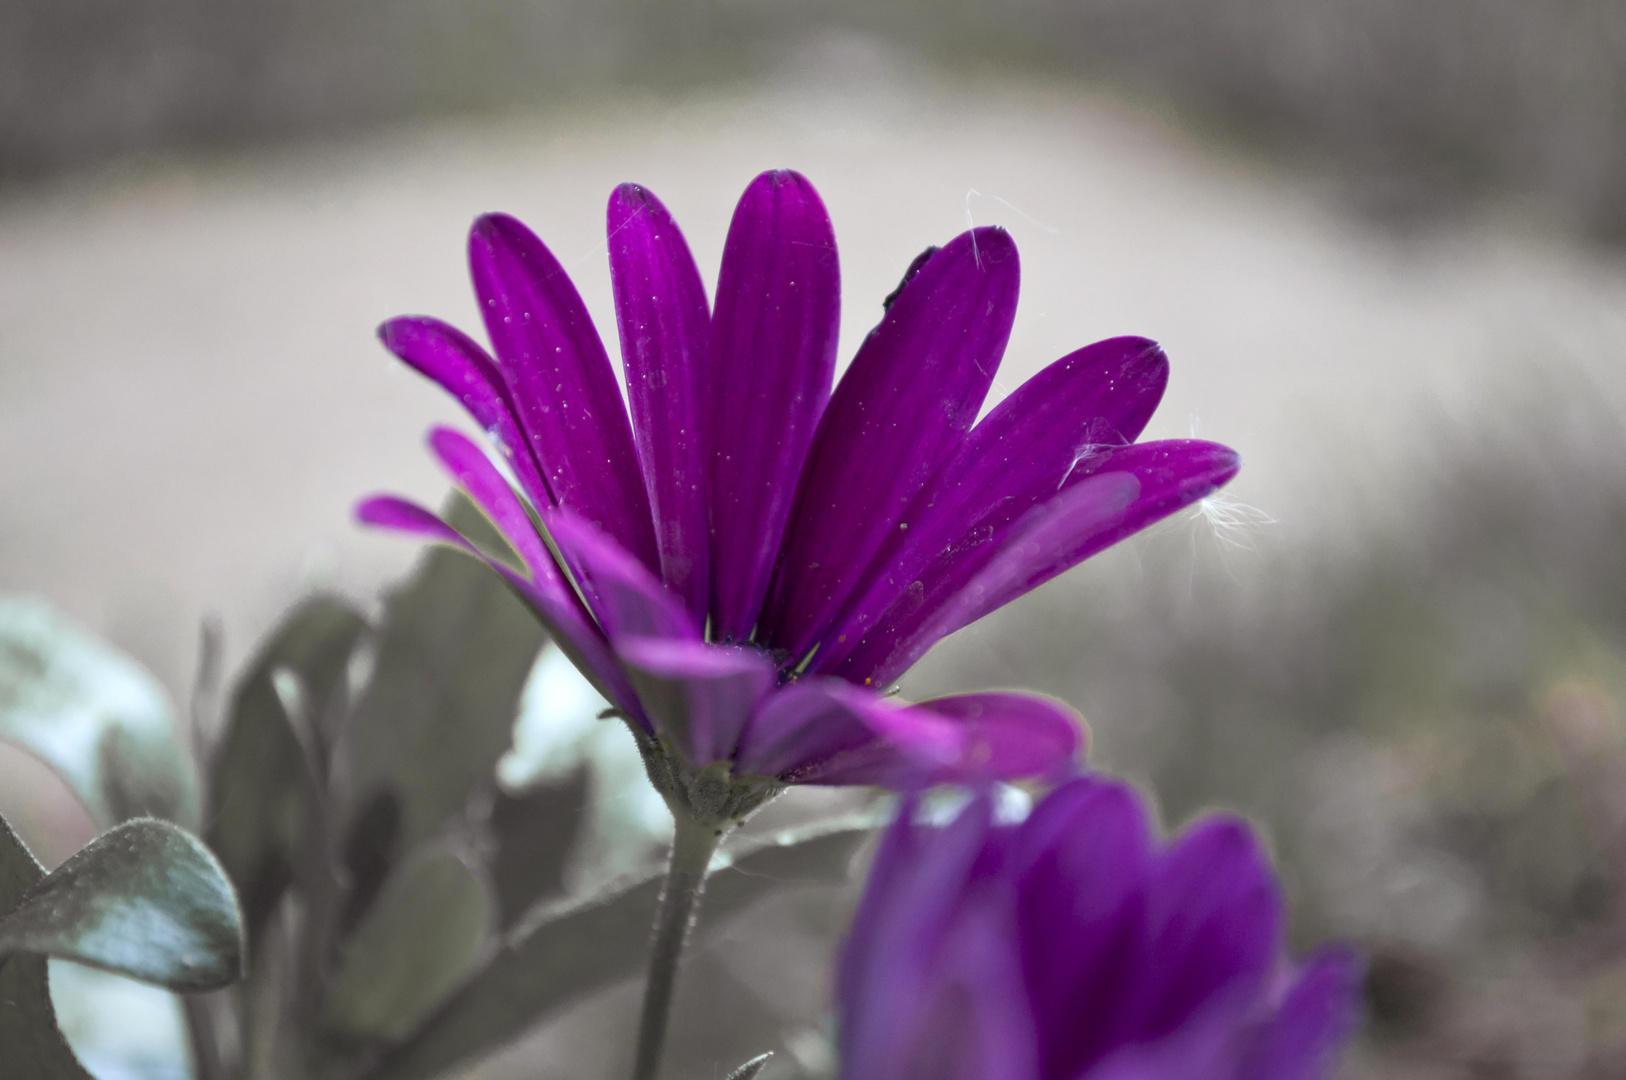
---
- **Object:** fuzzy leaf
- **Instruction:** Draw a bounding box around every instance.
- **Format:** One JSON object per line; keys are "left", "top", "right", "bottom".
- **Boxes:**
{"left": 0, "top": 817, "right": 243, "bottom": 992}
{"left": 365, "top": 818, "right": 874, "bottom": 1080}
{"left": 208, "top": 598, "right": 367, "bottom": 947}
{"left": 0, "top": 811, "right": 95, "bottom": 1077}
{"left": 0, "top": 596, "right": 198, "bottom": 830}
{"left": 324, "top": 850, "right": 493, "bottom": 1042}
{"left": 342, "top": 495, "right": 546, "bottom": 854}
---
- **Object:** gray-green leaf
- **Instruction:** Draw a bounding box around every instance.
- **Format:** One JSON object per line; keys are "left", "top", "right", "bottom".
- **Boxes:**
{"left": 0, "top": 596, "right": 199, "bottom": 830}
{"left": 0, "top": 817, "right": 244, "bottom": 992}
{"left": 0, "top": 811, "right": 95, "bottom": 1078}
{"left": 342, "top": 496, "right": 545, "bottom": 854}
{"left": 487, "top": 768, "right": 588, "bottom": 927}
{"left": 209, "top": 598, "right": 367, "bottom": 945}
{"left": 364, "top": 817, "right": 874, "bottom": 1080}
{"left": 324, "top": 849, "right": 493, "bottom": 1041}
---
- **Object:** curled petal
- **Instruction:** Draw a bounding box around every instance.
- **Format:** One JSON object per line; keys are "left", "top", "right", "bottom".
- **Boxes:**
{"left": 469, "top": 212, "right": 658, "bottom": 570}
{"left": 707, "top": 170, "right": 840, "bottom": 641}
{"left": 425, "top": 426, "right": 553, "bottom": 579}
{"left": 355, "top": 495, "right": 642, "bottom": 724}
{"left": 378, "top": 316, "right": 550, "bottom": 506}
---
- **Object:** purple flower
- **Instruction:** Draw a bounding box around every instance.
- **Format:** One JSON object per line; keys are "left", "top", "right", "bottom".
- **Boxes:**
{"left": 358, "top": 170, "right": 1238, "bottom": 814}
{"left": 839, "top": 778, "right": 1362, "bottom": 1080}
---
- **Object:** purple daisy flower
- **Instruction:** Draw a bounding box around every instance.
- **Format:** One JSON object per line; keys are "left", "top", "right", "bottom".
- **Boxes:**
{"left": 840, "top": 777, "right": 1362, "bottom": 1080}
{"left": 358, "top": 170, "right": 1238, "bottom": 822}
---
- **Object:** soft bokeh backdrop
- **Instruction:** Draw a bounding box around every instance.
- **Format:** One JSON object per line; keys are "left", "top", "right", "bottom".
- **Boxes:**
{"left": 5, "top": 3, "right": 1626, "bottom": 1078}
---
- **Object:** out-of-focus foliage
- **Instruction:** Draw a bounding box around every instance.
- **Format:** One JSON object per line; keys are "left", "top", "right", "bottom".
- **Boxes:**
{"left": 0, "top": 598, "right": 244, "bottom": 1075}
{"left": 180, "top": 495, "right": 877, "bottom": 1080}
{"left": 0, "top": 817, "right": 243, "bottom": 992}
{"left": 916, "top": 391, "right": 1626, "bottom": 1078}
{"left": 367, "top": 819, "right": 872, "bottom": 1080}
{"left": 0, "top": 596, "right": 200, "bottom": 829}
{"left": 0, "top": 491, "right": 877, "bottom": 1078}
{"left": 5, "top": 0, "right": 1626, "bottom": 241}
{"left": 0, "top": 806, "right": 243, "bottom": 1074}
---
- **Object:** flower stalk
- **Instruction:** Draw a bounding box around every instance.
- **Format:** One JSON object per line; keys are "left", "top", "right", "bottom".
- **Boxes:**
{"left": 631, "top": 808, "right": 722, "bottom": 1080}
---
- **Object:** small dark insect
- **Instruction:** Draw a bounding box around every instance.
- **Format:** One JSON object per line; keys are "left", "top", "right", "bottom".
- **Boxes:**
{"left": 882, "top": 245, "right": 940, "bottom": 311}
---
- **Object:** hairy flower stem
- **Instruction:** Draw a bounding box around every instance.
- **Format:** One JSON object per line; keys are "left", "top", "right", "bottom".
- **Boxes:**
{"left": 631, "top": 810, "right": 722, "bottom": 1080}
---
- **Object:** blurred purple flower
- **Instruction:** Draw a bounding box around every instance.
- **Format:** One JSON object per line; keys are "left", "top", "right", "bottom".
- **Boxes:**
{"left": 839, "top": 777, "right": 1362, "bottom": 1080}
{"left": 358, "top": 170, "right": 1238, "bottom": 798}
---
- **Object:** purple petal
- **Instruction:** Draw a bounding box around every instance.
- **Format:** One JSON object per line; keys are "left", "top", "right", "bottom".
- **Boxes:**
{"left": 355, "top": 495, "right": 644, "bottom": 725}
{"left": 839, "top": 796, "right": 1004, "bottom": 1080}
{"left": 908, "top": 693, "right": 1084, "bottom": 784}
{"left": 876, "top": 903, "right": 1039, "bottom": 1080}
{"left": 733, "top": 679, "right": 961, "bottom": 783}
{"left": 825, "top": 440, "right": 1241, "bottom": 687}
{"left": 737, "top": 683, "right": 1081, "bottom": 787}
{"left": 468, "top": 212, "right": 658, "bottom": 571}
{"left": 1013, "top": 777, "right": 1153, "bottom": 1078}
{"left": 1240, "top": 948, "right": 1363, "bottom": 1080}
{"left": 378, "top": 316, "right": 551, "bottom": 506}
{"left": 615, "top": 637, "right": 774, "bottom": 766}
{"left": 608, "top": 184, "right": 711, "bottom": 621}
{"left": 544, "top": 510, "right": 698, "bottom": 644}
{"left": 808, "top": 336, "right": 1178, "bottom": 673}
{"left": 707, "top": 170, "right": 840, "bottom": 642}
{"left": 763, "top": 228, "right": 1020, "bottom": 658}
{"left": 1128, "top": 816, "right": 1284, "bottom": 1042}
{"left": 425, "top": 426, "right": 552, "bottom": 578}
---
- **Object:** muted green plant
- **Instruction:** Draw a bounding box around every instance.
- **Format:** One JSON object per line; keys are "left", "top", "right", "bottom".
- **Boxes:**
{"left": 0, "top": 495, "right": 877, "bottom": 1079}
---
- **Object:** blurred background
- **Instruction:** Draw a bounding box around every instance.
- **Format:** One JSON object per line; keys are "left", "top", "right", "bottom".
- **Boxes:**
{"left": 5, "top": 0, "right": 1626, "bottom": 1077}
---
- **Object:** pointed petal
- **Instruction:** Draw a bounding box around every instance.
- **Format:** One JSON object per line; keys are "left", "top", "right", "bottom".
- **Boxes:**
{"left": 355, "top": 495, "right": 642, "bottom": 724}
{"left": 608, "top": 183, "right": 711, "bottom": 620}
{"left": 1241, "top": 947, "right": 1363, "bottom": 1080}
{"left": 469, "top": 212, "right": 658, "bottom": 570}
{"left": 858, "top": 903, "right": 1039, "bottom": 1080}
{"left": 812, "top": 336, "right": 1176, "bottom": 671}
{"left": 826, "top": 440, "right": 1241, "bottom": 686}
{"left": 707, "top": 170, "right": 840, "bottom": 641}
{"left": 378, "top": 316, "right": 551, "bottom": 506}
{"left": 733, "top": 679, "right": 961, "bottom": 782}
{"left": 842, "top": 471, "right": 1141, "bottom": 685}
{"left": 544, "top": 510, "right": 698, "bottom": 644}
{"left": 763, "top": 228, "right": 1019, "bottom": 657}
{"left": 1013, "top": 777, "right": 1154, "bottom": 1078}
{"left": 735, "top": 683, "right": 1080, "bottom": 786}
{"left": 1129, "top": 816, "right": 1284, "bottom": 1041}
{"left": 615, "top": 637, "right": 775, "bottom": 766}
{"left": 839, "top": 797, "right": 1002, "bottom": 1080}
{"left": 425, "top": 426, "right": 552, "bottom": 578}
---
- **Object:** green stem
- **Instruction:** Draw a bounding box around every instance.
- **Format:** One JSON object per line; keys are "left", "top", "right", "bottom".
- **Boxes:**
{"left": 631, "top": 811, "right": 721, "bottom": 1080}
